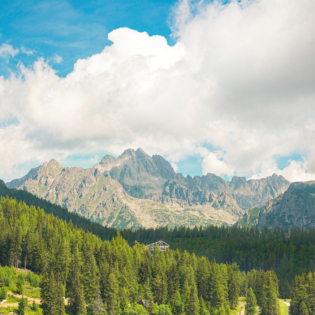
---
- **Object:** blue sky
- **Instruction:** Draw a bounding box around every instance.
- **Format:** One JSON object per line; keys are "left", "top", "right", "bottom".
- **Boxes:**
{"left": 0, "top": 0, "right": 177, "bottom": 77}
{"left": 1, "top": 0, "right": 315, "bottom": 182}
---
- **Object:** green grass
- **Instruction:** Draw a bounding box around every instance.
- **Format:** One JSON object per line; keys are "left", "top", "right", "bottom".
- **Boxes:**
{"left": 279, "top": 299, "right": 290, "bottom": 315}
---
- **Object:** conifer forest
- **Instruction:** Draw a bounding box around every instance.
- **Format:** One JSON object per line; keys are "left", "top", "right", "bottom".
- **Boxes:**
{"left": 0, "top": 190, "right": 314, "bottom": 314}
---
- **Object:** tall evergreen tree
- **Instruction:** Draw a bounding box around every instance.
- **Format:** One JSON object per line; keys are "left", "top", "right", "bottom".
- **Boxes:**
{"left": 188, "top": 282, "right": 200, "bottom": 315}
{"left": 260, "top": 272, "right": 279, "bottom": 315}
{"left": 153, "top": 270, "right": 168, "bottom": 304}
{"left": 67, "top": 248, "right": 87, "bottom": 315}
{"left": 245, "top": 287, "right": 257, "bottom": 315}
{"left": 0, "top": 271, "right": 4, "bottom": 288}
{"left": 87, "top": 284, "right": 106, "bottom": 315}
{"left": 16, "top": 273, "right": 24, "bottom": 294}
{"left": 228, "top": 265, "right": 240, "bottom": 309}
{"left": 18, "top": 297, "right": 28, "bottom": 315}
{"left": 300, "top": 301, "right": 309, "bottom": 315}
{"left": 41, "top": 270, "right": 57, "bottom": 315}
{"left": 83, "top": 251, "right": 98, "bottom": 304}
{"left": 173, "top": 291, "right": 185, "bottom": 315}
{"left": 103, "top": 272, "right": 120, "bottom": 315}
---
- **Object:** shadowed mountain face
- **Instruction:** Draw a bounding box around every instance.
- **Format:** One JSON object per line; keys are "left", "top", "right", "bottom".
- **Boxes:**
{"left": 236, "top": 181, "right": 315, "bottom": 229}
{"left": 6, "top": 148, "right": 290, "bottom": 229}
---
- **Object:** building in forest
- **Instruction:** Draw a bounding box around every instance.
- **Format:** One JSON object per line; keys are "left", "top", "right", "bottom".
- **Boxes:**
{"left": 145, "top": 240, "right": 169, "bottom": 254}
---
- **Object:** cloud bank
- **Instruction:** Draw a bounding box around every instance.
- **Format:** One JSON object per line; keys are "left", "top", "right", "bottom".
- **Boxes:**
{"left": 1, "top": 0, "right": 315, "bottom": 182}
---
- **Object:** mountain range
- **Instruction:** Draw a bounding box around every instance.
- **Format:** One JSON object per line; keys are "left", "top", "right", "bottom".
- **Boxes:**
{"left": 236, "top": 181, "right": 315, "bottom": 229}
{"left": 6, "top": 148, "right": 290, "bottom": 229}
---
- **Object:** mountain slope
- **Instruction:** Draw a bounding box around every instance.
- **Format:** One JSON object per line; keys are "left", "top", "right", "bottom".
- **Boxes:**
{"left": 5, "top": 160, "right": 238, "bottom": 229}
{"left": 236, "top": 181, "right": 315, "bottom": 228}
{"left": 6, "top": 148, "right": 290, "bottom": 228}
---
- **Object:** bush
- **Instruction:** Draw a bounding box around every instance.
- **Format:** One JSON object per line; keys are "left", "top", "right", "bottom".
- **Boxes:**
{"left": 0, "top": 287, "right": 7, "bottom": 300}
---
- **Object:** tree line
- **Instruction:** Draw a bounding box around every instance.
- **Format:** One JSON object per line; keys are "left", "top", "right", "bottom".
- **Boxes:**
{"left": 0, "top": 196, "right": 281, "bottom": 314}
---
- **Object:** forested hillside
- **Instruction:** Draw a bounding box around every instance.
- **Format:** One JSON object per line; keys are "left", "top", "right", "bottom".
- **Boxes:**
{"left": 1, "top": 180, "right": 312, "bottom": 300}
{"left": 0, "top": 179, "right": 118, "bottom": 240}
{"left": 119, "top": 225, "right": 315, "bottom": 298}
{"left": 0, "top": 196, "right": 280, "bottom": 314}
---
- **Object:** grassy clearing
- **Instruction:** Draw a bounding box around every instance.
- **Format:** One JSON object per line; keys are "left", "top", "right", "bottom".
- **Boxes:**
{"left": 279, "top": 299, "right": 290, "bottom": 315}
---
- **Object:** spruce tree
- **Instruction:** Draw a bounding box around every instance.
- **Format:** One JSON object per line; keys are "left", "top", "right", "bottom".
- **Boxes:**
{"left": 56, "top": 276, "right": 65, "bottom": 315}
{"left": 83, "top": 251, "right": 98, "bottom": 304}
{"left": 103, "top": 272, "right": 119, "bottom": 315}
{"left": 153, "top": 271, "right": 168, "bottom": 304}
{"left": 87, "top": 284, "right": 106, "bottom": 315}
{"left": 18, "top": 297, "right": 28, "bottom": 315}
{"left": 67, "top": 248, "right": 87, "bottom": 315}
{"left": 181, "top": 280, "right": 190, "bottom": 313}
{"left": 260, "top": 272, "right": 279, "bottom": 315}
{"left": 0, "top": 272, "right": 4, "bottom": 288}
{"left": 245, "top": 287, "right": 257, "bottom": 315}
{"left": 173, "top": 291, "right": 185, "bottom": 315}
{"left": 200, "top": 297, "right": 210, "bottom": 315}
{"left": 300, "top": 301, "right": 309, "bottom": 315}
{"left": 228, "top": 265, "right": 240, "bottom": 309}
{"left": 188, "top": 282, "right": 200, "bottom": 315}
{"left": 16, "top": 274, "right": 24, "bottom": 294}
{"left": 41, "top": 270, "right": 57, "bottom": 315}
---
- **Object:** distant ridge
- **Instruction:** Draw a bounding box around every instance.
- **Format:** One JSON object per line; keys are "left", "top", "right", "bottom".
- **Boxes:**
{"left": 6, "top": 148, "right": 290, "bottom": 229}
{"left": 236, "top": 181, "right": 315, "bottom": 229}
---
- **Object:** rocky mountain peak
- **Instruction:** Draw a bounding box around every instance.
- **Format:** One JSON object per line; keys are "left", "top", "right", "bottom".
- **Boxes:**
{"left": 120, "top": 148, "right": 136, "bottom": 159}
{"left": 0, "top": 179, "right": 6, "bottom": 187}
{"left": 45, "top": 158, "right": 62, "bottom": 167}
{"left": 99, "top": 155, "right": 116, "bottom": 166}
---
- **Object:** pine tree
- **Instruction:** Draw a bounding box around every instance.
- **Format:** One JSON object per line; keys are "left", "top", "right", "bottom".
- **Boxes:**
{"left": 18, "top": 297, "right": 28, "bottom": 315}
{"left": 83, "top": 251, "right": 98, "bottom": 304}
{"left": 188, "top": 282, "right": 200, "bottom": 315}
{"left": 87, "top": 284, "right": 106, "bottom": 315}
{"left": 0, "top": 272, "right": 4, "bottom": 288}
{"left": 300, "top": 301, "right": 309, "bottom": 315}
{"left": 158, "top": 304, "right": 172, "bottom": 315}
{"left": 56, "top": 276, "right": 65, "bottom": 315}
{"left": 16, "top": 273, "right": 24, "bottom": 294}
{"left": 173, "top": 291, "right": 185, "bottom": 315}
{"left": 67, "top": 249, "right": 87, "bottom": 315}
{"left": 153, "top": 270, "right": 168, "bottom": 304}
{"left": 103, "top": 272, "right": 119, "bottom": 315}
{"left": 41, "top": 270, "right": 57, "bottom": 315}
{"left": 228, "top": 265, "right": 240, "bottom": 309}
{"left": 245, "top": 287, "right": 257, "bottom": 315}
{"left": 260, "top": 272, "right": 279, "bottom": 315}
{"left": 210, "top": 266, "right": 226, "bottom": 310}
{"left": 200, "top": 297, "right": 210, "bottom": 315}
{"left": 0, "top": 287, "right": 7, "bottom": 300}
{"left": 182, "top": 280, "right": 190, "bottom": 313}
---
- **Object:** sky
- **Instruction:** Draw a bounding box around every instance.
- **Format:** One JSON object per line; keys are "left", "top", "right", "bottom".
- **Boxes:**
{"left": 1, "top": 0, "right": 315, "bottom": 183}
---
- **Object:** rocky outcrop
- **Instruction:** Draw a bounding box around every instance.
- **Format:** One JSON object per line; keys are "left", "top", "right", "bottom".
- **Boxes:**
{"left": 236, "top": 181, "right": 315, "bottom": 229}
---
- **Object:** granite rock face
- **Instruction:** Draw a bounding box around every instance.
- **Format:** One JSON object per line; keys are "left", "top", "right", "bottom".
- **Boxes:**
{"left": 236, "top": 181, "right": 315, "bottom": 229}
{"left": 6, "top": 148, "right": 291, "bottom": 229}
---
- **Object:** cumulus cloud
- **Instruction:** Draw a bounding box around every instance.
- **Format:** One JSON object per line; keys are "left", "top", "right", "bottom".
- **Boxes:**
{"left": 1, "top": 0, "right": 315, "bottom": 182}
{"left": 0, "top": 43, "right": 19, "bottom": 58}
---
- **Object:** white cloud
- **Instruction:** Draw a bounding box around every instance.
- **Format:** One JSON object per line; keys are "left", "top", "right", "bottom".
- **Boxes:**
{"left": 52, "top": 54, "right": 63, "bottom": 63}
{"left": 0, "top": 43, "right": 19, "bottom": 58}
{"left": 21, "top": 46, "right": 34, "bottom": 55}
{"left": 1, "top": 0, "right": 315, "bottom": 182}
{"left": 171, "top": 162, "right": 178, "bottom": 172}
{"left": 202, "top": 151, "right": 235, "bottom": 177}
{"left": 251, "top": 159, "right": 315, "bottom": 182}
